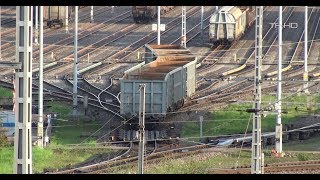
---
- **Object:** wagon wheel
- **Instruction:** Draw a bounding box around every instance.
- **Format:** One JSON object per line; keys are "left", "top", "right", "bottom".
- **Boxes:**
{"left": 47, "top": 21, "right": 52, "bottom": 28}
{"left": 179, "top": 99, "right": 185, "bottom": 108}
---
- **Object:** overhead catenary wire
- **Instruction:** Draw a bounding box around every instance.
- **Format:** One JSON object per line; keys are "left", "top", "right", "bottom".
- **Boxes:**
{"left": 54, "top": 121, "right": 320, "bottom": 148}
{"left": 46, "top": 121, "right": 320, "bottom": 148}
{"left": 3, "top": 34, "right": 320, "bottom": 65}
{"left": 2, "top": 35, "right": 320, "bottom": 62}
{"left": 5, "top": 5, "right": 320, "bottom": 149}
{"left": 13, "top": 83, "right": 320, "bottom": 128}
{"left": 36, "top": 80, "right": 320, "bottom": 146}
{"left": 11, "top": 88, "right": 319, "bottom": 126}
{"left": 235, "top": 109, "right": 253, "bottom": 169}
{"left": 16, "top": 79, "right": 320, "bottom": 131}
{"left": 0, "top": 6, "right": 316, "bottom": 65}
{"left": 26, "top": 110, "right": 316, "bottom": 129}
{"left": 77, "top": 83, "right": 318, "bottom": 137}
{"left": 1, "top": 8, "right": 318, "bottom": 173}
{"left": 1, "top": 37, "right": 320, "bottom": 54}
{"left": 95, "top": 114, "right": 138, "bottom": 142}
{"left": 65, "top": 79, "right": 319, "bottom": 144}
{"left": 78, "top": 112, "right": 119, "bottom": 145}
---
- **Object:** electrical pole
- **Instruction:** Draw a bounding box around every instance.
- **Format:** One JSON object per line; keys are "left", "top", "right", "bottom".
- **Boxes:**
{"left": 34, "top": 6, "right": 38, "bottom": 45}
{"left": 199, "top": 116, "right": 203, "bottom": 140}
{"left": 90, "top": 6, "right": 94, "bottom": 23}
{"left": 181, "top": 6, "right": 186, "bottom": 48}
{"left": 0, "top": 6, "right": 2, "bottom": 60}
{"left": 275, "top": 6, "right": 283, "bottom": 156}
{"left": 14, "top": 6, "right": 33, "bottom": 174}
{"left": 37, "top": 6, "right": 44, "bottom": 148}
{"left": 138, "top": 84, "right": 146, "bottom": 174}
{"left": 73, "top": 6, "right": 78, "bottom": 117}
{"left": 304, "top": 6, "right": 308, "bottom": 93}
{"left": 251, "top": 6, "right": 263, "bottom": 174}
{"left": 157, "top": 6, "right": 160, "bottom": 45}
{"left": 65, "top": 6, "right": 68, "bottom": 33}
{"left": 216, "top": 6, "right": 218, "bottom": 11}
{"left": 201, "top": 6, "right": 204, "bottom": 44}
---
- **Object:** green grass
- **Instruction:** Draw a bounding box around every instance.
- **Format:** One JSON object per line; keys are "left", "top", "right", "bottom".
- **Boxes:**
{"left": 106, "top": 135, "right": 320, "bottom": 174}
{"left": 282, "top": 136, "right": 320, "bottom": 151}
{"left": 50, "top": 120, "right": 102, "bottom": 145}
{"left": 107, "top": 151, "right": 253, "bottom": 174}
{"left": 108, "top": 150, "right": 320, "bottom": 174}
{"left": 46, "top": 101, "right": 102, "bottom": 145}
{"left": 0, "top": 101, "right": 113, "bottom": 174}
{"left": 47, "top": 101, "right": 72, "bottom": 119}
{"left": 111, "top": 135, "right": 320, "bottom": 174}
{"left": 182, "top": 94, "right": 320, "bottom": 138}
{"left": 0, "top": 147, "right": 13, "bottom": 174}
{"left": 0, "top": 87, "right": 12, "bottom": 98}
{"left": 0, "top": 146, "right": 111, "bottom": 174}
{"left": 3, "top": 91, "right": 317, "bottom": 174}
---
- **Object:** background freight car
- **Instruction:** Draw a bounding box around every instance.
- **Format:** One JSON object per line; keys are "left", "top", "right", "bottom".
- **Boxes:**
{"left": 132, "top": 6, "right": 175, "bottom": 23}
{"left": 0, "top": 110, "right": 52, "bottom": 138}
{"left": 45, "top": 6, "right": 71, "bottom": 28}
{"left": 209, "top": 6, "right": 255, "bottom": 45}
{"left": 33, "top": 6, "right": 86, "bottom": 28}
{"left": 0, "top": 110, "right": 15, "bottom": 137}
{"left": 120, "top": 45, "right": 196, "bottom": 119}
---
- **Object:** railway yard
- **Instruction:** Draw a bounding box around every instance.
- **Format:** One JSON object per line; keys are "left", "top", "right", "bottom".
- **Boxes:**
{"left": 1, "top": 6, "right": 320, "bottom": 174}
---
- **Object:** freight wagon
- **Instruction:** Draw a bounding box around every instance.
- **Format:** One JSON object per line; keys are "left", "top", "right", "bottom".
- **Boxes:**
{"left": 0, "top": 110, "right": 14, "bottom": 137}
{"left": 120, "top": 44, "right": 196, "bottom": 119}
{"left": 209, "top": 6, "right": 255, "bottom": 45}
{"left": 132, "top": 6, "right": 175, "bottom": 23}
{"left": 33, "top": 6, "right": 86, "bottom": 28}
{"left": 46, "top": 6, "right": 72, "bottom": 28}
{"left": 0, "top": 110, "right": 53, "bottom": 137}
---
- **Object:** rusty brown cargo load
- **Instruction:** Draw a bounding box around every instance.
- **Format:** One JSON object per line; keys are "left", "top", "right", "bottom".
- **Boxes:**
{"left": 144, "top": 44, "right": 194, "bottom": 64}
{"left": 120, "top": 44, "right": 196, "bottom": 119}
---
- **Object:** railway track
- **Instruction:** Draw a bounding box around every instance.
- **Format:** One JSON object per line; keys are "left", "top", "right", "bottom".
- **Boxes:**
{"left": 2, "top": 7, "right": 133, "bottom": 79}
{"left": 265, "top": 7, "right": 315, "bottom": 79}
{"left": 1, "top": 7, "right": 212, "bottom": 127}
{"left": 220, "top": 6, "right": 320, "bottom": 84}
{"left": 0, "top": 7, "right": 115, "bottom": 60}
{"left": 33, "top": 8, "right": 210, "bottom": 146}
{"left": 218, "top": 6, "right": 295, "bottom": 79}
{"left": 2, "top": 6, "right": 320, "bottom": 174}
{"left": 191, "top": 7, "right": 287, "bottom": 101}
{"left": 208, "top": 160, "right": 320, "bottom": 174}
{"left": 185, "top": 6, "right": 320, "bottom": 111}
{"left": 197, "top": 6, "right": 278, "bottom": 78}
{"left": 0, "top": 77, "right": 126, "bottom": 122}
{"left": 182, "top": 77, "right": 320, "bottom": 111}
{"left": 268, "top": 7, "right": 320, "bottom": 81}
{"left": 64, "top": 75, "right": 124, "bottom": 119}
{"left": 31, "top": 6, "right": 201, "bottom": 83}
{"left": 80, "top": 6, "right": 202, "bottom": 79}
{"left": 53, "top": 143, "right": 212, "bottom": 174}
{"left": 47, "top": 142, "right": 134, "bottom": 174}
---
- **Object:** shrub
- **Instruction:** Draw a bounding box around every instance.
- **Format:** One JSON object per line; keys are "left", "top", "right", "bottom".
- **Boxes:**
{"left": 297, "top": 153, "right": 310, "bottom": 161}
{"left": 0, "top": 130, "right": 9, "bottom": 147}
